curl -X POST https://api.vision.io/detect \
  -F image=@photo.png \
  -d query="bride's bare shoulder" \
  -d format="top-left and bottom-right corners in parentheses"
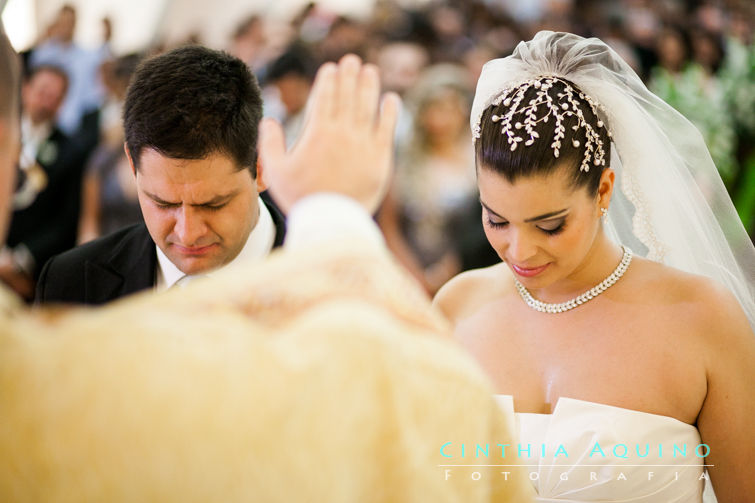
top-left (632, 257), bottom-right (728, 299)
top-left (630, 257), bottom-right (750, 335)
top-left (433, 262), bottom-right (512, 323)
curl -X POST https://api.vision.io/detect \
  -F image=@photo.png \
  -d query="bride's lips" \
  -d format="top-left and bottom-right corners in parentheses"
top-left (510, 263), bottom-right (550, 277)
top-left (172, 243), bottom-right (217, 256)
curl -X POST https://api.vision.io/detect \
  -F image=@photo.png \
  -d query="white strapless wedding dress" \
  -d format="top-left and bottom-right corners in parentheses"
top-left (495, 395), bottom-right (716, 502)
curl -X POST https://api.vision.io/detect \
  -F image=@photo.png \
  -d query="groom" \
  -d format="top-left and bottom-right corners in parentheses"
top-left (0, 25), bottom-right (532, 503)
top-left (35, 45), bottom-right (286, 304)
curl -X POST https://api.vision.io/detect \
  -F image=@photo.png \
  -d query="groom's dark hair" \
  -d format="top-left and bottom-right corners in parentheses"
top-left (124, 45), bottom-right (263, 177)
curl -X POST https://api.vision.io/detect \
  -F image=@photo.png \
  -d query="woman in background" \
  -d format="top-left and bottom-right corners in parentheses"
top-left (380, 64), bottom-right (497, 293)
top-left (78, 53), bottom-right (143, 243)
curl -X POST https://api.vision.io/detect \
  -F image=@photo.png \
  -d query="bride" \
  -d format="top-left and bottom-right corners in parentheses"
top-left (434, 31), bottom-right (755, 502)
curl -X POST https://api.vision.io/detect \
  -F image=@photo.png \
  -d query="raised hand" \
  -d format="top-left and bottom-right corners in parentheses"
top-left (259, 54), bottom-right (400, 214)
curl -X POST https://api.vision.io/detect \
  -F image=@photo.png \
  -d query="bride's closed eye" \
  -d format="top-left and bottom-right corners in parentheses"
top-left (536, 219), bottom-right (566, 235)
top-left (486, 217), bottom-right (508, 229)
top-left (485, 212), bottom-right (566, 236)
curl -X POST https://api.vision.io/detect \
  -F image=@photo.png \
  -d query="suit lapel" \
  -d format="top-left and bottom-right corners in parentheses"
top-left (84, 224), bottom-right (157, 304)
top-left (261, 191), bottom-right (287, 249)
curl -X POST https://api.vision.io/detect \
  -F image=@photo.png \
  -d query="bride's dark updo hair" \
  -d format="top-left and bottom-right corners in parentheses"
top-left (475, 77), bottom-right (611, 196)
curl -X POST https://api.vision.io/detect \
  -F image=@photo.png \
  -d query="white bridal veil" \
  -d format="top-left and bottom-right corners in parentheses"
top-left (471, 31), bottom-right (755, 327)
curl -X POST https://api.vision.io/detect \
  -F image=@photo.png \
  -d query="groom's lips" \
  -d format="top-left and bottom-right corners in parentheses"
top-left (511, 263), bottom-right (550, 278)
top-left (173, 244), bottom-right (217, 256)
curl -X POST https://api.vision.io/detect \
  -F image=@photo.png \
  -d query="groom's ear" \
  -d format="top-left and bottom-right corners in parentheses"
top-left (255, 157), bottom-right (266, 192)
top-left (124, 143), bottom-right (138, 177)
top-left (597, 167), bottom-right (615, 208)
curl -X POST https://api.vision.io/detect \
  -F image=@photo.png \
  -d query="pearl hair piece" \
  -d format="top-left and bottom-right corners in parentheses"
top-left (478, 76), bottom-right (611, 173)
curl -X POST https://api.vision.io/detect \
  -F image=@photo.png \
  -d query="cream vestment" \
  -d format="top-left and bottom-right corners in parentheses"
top-left (0, 196), bottom-right (532, 502)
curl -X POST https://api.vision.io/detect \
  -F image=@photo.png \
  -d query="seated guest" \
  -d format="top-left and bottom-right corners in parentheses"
top-left (35, 46), bottom-right (286, 305)
top-left (264, 43), bottom-right (316, 147)
top-left (1, 64), bottom-right (87, 301)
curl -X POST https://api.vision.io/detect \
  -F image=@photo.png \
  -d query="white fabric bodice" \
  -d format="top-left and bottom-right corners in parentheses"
top-left (495, 395), bottom-right (712, 502)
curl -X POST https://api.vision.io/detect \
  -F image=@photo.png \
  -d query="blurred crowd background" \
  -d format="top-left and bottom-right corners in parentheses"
top-left (2, 0), bottom-right (754, 297)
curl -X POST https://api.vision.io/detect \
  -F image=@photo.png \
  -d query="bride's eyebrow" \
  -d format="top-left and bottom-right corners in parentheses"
top-left (479, 199), bottom-right (568, 222)
top-left (479, 200), bottom-right (504, 219)
top-left (524, 209), bottom-right (569, 222)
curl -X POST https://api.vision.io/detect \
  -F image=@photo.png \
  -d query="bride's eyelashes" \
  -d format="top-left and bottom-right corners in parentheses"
top-left (485, 214), bottom-right (567, 236)
top-left (485, 218), bottom-right (508, 229)
top-left (537, 220), bottom-right (566, 235)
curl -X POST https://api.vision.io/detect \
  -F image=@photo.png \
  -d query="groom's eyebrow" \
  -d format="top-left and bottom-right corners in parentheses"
top-left (480, 199), bottom-right (568, 222)
top-left (144, 190), bottom-right (239, 207)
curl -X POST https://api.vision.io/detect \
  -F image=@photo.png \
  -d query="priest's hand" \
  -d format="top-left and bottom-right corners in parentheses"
top-left (259, 54), bottom-right (400, 214)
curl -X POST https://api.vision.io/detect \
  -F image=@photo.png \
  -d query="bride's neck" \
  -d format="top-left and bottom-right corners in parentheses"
top-left (530, 233), bottom-right (625, 303)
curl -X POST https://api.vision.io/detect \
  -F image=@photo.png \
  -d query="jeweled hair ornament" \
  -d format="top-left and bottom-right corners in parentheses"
top-left (471, 31), bottom-right (755, 328)
top-left (485, 75), bottom-right (609, 172)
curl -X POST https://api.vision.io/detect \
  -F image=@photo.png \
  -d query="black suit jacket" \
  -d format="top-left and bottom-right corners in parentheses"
top-left (6, 126), bottom-right (90, 278)
top-left (35, 195), bottom-right (286, 305)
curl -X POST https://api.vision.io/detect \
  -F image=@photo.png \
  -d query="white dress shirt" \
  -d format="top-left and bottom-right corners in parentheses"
top-left (20, 115), bottom-right (53, 167)
top-left (155, 196), bottom-right (276, 290)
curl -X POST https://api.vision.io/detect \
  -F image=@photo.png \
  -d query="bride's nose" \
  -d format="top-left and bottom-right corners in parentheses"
top-left (506, 230), bottom-right (538, 263)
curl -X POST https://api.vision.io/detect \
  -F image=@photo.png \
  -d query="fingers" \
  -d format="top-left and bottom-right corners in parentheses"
top-left (307, 62), bottom-right (337, 122)
top-left (335, 54), bottom-right (362, 119)
top-left (355, 63), bottom-right (380, 126)
top-left (309, 55), bottom-right (382, 127)
top-left (377, 92), bottom-right (401, 147)
top-left (258, 117), bottom-right (287, 176)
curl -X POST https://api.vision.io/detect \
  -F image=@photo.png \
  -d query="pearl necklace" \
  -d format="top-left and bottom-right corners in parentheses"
top-left (513, 246), bottom-right (633, 313)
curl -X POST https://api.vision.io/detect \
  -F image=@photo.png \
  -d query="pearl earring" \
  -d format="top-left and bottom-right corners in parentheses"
top-left (600, 207), bottom-right (608, 218)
